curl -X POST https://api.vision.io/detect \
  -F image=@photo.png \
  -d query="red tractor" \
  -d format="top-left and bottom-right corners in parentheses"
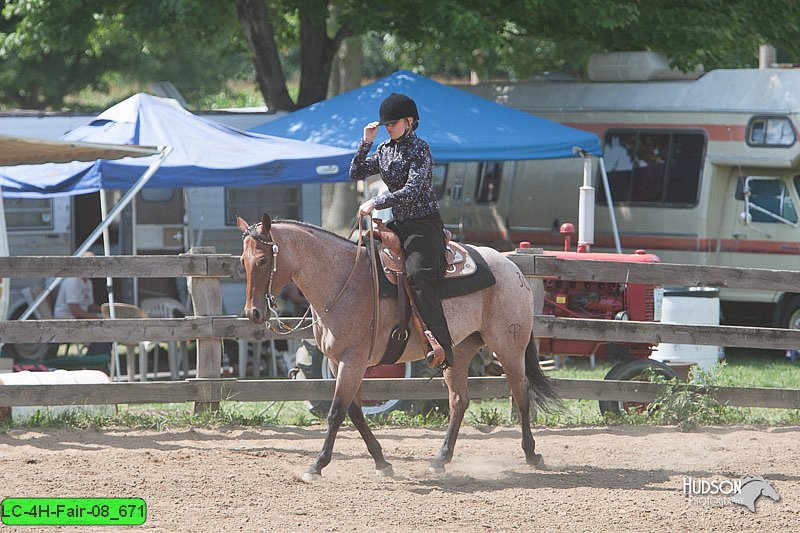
top-left (534, 222), bottom-right (678, 415)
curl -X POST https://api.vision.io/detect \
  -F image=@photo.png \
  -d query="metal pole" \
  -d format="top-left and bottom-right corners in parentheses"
top-left (598, 157), bottom-right (623, 254)
top-left (19, 146), bottom-right (173, 320)
top-left (99, 190), bottom-right (120, 381)
top-left (132, 195), bottom-right (138, 307)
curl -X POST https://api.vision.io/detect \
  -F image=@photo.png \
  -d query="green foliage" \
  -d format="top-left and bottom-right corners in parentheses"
top-left (645, 364), bottom-right (728, 431)
top-left (468, 405), bottom-right (508, 426)
top-left (3, 1), bottom-right (798, 110)
top-left (0, 0), bottom-right (252, 110)
top-left (366, 409), bottom-right (449, 428)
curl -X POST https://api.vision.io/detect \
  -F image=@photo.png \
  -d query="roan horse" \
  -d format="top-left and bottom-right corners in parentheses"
top-left (238, 213), bottom-right (557, 481)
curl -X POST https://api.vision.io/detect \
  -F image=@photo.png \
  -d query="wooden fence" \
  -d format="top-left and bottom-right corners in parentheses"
top-left (0, 250), bottom-right (798, 410)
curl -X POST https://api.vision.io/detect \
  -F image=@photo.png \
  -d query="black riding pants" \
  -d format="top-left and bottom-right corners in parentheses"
top-left (389, 213), bottom-right (454, 363)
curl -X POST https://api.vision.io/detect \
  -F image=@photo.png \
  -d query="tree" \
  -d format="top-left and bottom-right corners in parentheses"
top-left (3, 1), bottom-right (798, 111)
top-left (0, 1), bottom-right (251, 110)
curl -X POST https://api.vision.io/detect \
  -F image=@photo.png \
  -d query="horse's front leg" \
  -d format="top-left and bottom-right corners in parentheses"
top-left (430, 339), bottom-right (477, 474)
top-left (348, 388), bottom-right (393, 477)
top-left (304, 359), bottom-right (366, 482)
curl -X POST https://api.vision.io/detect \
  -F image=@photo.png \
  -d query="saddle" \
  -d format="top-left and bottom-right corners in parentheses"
top-left (367, 219), bottom-right (477, 368)
top-left (371, 220), bottom-right (478, 285)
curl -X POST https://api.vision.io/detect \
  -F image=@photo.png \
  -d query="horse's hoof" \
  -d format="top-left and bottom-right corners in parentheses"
top-left (376, 465), bottom-right (394, 478)
top-left (527, 453), bottom-right (546, 470)
top-left (428, 464), bottom-right (446, 475)
top-left (301, 472), bottom-right (322, 484)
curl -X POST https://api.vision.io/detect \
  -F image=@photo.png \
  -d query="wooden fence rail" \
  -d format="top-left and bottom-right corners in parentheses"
top-left (2, 253), bottom-right (797, 292)
top-left (0, 252), bottom-right (797, 411)
top-left (0, 378), bottom-right (799, 409)
top-left (1, 316), bottom-right (798, 350)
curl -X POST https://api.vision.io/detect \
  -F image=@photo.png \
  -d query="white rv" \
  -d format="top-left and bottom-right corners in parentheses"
top-left (449, 65), bottom-right (800, 329)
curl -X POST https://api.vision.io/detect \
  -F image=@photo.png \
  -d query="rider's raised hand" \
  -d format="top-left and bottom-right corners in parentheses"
top-left (363, 121), bottom-right (379, 143)
top-left (359, 199), bottom-right (376, 216)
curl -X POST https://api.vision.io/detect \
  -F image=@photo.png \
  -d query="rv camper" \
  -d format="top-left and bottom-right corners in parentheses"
top-left (449, 62), bottom-right (800, 329)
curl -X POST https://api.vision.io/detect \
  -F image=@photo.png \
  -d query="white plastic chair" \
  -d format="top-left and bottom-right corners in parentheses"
top-left (101, 303), bottom-right (150, 382)
top-left (140, 297), bottom-right (191, 380)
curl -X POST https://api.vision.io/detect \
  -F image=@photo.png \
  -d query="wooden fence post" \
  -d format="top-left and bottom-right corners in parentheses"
top-left (186, 246), bottom-right (223, 413)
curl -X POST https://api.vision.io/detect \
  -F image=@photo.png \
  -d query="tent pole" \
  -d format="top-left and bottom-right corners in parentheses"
top-left (132, 195), bottom-right (138, 307)
top-left (99, 190), bottom-right (120, 381)
top-left (19, 146), bottom-right (173, 321)
top-left (597, 157), bottom-right (622, 254)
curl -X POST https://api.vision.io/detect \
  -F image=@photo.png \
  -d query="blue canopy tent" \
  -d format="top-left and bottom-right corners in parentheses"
top-left (0, 93), bottom-right (356, 330)
top-left (250, 70), bottom-right (601, 160)
top-left (0, 93), bottom-right (355, 198)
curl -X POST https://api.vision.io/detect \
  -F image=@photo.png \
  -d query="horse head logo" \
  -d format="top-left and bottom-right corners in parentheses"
top-left (729, 476), bottom-right (780, 512)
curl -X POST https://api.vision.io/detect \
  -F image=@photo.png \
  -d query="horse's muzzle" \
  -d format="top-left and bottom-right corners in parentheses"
top-left (246, 307), bottom-right (266, 324)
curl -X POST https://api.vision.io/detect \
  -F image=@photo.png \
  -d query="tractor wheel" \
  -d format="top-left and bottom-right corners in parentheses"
top-left (1, 305), bottom-right (59, 362)
top-left (598, 359), bottom-right (679, 417)
top-left (780, 295), bottom-right (800, 331)
top-left (293, 340), bottom-right (448, 418)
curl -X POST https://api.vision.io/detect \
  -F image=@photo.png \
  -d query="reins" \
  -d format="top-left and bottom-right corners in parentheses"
top-left (243, 215), bottom-right (382, 362)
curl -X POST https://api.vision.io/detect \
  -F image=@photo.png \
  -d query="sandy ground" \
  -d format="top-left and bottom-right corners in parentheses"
top-left (1, 424), bottom-right (798, 532)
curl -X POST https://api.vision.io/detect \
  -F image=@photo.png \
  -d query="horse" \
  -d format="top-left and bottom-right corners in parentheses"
top-left (238, 213), bottom-right (557, 481)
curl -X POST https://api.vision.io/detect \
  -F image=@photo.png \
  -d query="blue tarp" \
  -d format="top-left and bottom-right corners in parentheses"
top-left (0, 93), bottom-right (355, 198)
top-left (251, 70), bottom-right (601, 162)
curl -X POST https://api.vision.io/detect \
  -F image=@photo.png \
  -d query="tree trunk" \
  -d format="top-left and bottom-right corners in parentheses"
top-left (329, 35), bottom-right (363, 97)
top-left (234, 0), bottom-right (296, 111)
top-left (297, 11), bottom-right (336, 107)
top-left (321, 35), bottom-right (363, 234)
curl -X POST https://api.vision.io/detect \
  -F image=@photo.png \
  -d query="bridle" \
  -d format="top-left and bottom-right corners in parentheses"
top-left (242, 222), bottom-right (280, 309)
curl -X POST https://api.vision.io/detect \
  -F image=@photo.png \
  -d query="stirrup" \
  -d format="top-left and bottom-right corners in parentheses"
top-left (425, 350), bottom-right (445, 368)
top-left (423, 330), bottom-right (446, 368)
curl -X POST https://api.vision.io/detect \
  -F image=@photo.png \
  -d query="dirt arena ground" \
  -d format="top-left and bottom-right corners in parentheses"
top-left (1, 424), bottom-right (798, 532)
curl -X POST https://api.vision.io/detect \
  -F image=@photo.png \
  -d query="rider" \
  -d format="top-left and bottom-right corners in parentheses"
top-left (350, 93), bottom-right (454, 368)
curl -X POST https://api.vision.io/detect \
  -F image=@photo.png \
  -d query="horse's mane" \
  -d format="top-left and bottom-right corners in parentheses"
top-left (273, 218), bottom-right (358, 248)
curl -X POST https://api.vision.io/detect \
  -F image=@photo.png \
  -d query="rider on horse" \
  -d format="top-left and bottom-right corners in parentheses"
top-left (350, 93), bottom-right (454, 368)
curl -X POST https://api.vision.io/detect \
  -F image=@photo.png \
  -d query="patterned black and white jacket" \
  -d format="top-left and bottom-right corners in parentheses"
top-left (349, 131), bottom-right (440, 222)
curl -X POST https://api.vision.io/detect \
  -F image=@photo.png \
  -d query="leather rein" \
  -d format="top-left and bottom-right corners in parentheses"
top-left (242, 218), bottom-right (381, 362)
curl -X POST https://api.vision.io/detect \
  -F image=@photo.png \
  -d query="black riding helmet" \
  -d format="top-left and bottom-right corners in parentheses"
top-left (378, 93), bottom-right (419, 130)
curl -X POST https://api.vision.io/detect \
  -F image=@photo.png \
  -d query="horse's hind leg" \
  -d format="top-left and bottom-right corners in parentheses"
top-left (430, 334), bottom-right (482, 474)
top-left (348, 385), bottom-right (393, 477)
top-left (305, 359), bottom-right (367, 482)
top-left (494, 345), bottom-right (542, 467)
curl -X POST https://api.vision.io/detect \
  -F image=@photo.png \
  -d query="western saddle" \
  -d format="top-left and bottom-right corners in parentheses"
top-left (368, 219), bottom-right (477, 367)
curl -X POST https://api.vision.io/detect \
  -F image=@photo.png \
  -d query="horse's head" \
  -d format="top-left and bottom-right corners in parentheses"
top-left (238, 213), bottom-right (290, 324)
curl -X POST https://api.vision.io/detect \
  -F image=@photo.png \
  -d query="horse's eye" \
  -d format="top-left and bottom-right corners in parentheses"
top-left (258, 256), bottom-right (269, 267)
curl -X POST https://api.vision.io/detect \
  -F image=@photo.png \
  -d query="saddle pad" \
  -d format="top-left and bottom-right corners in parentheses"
top-left (375, 244), bottom-right (495, 300)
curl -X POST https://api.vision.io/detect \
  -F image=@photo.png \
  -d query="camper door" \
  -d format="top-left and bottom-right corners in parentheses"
top-left (722, 171), bottom-right (800, 299)
top-left (438, 161), bottom-right (510, 246)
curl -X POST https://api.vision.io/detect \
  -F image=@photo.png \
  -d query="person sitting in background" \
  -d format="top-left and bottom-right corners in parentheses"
top-left (53, 251), bottom-right (110, 355)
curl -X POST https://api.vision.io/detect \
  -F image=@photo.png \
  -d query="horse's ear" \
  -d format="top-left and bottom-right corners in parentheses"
top-left (236, 215), bottom-right (249, 233)
top-left (260, 213), bottom-right (272, 234)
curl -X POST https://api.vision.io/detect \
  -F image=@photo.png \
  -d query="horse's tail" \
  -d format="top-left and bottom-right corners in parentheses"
top-left (525, 333), bottom-right (559, 412)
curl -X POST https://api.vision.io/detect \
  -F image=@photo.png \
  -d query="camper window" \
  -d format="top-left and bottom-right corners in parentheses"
top-left (432, 164), bottom-right (447, 199)
top-left (140, 188), bottom-right (175, 202)
top-left (739, 177), bottom-right (798, 224)
top-left (225, 185), bottom-right (301, 225)
top-left (599, 130), bottom-right (704, 207)
top-left (2, 198), bottom-right (53, 229)
top-left (475, 162), bottom-right (503, 204)
top-left (747, 117), bottom-right (795, 147)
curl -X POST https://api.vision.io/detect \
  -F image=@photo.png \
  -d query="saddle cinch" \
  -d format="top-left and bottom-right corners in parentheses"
top-left (367, 219), bottom-right (478, 368)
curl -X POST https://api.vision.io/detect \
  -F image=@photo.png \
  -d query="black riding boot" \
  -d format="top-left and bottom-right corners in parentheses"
top-left (391, 214), bottom-right (454, 367)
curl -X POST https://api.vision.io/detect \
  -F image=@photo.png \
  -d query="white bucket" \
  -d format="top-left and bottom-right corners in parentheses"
top-left (0, 370), bottom-right (112, 422)
top-left (651, 288), bottom-right (723, 371)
